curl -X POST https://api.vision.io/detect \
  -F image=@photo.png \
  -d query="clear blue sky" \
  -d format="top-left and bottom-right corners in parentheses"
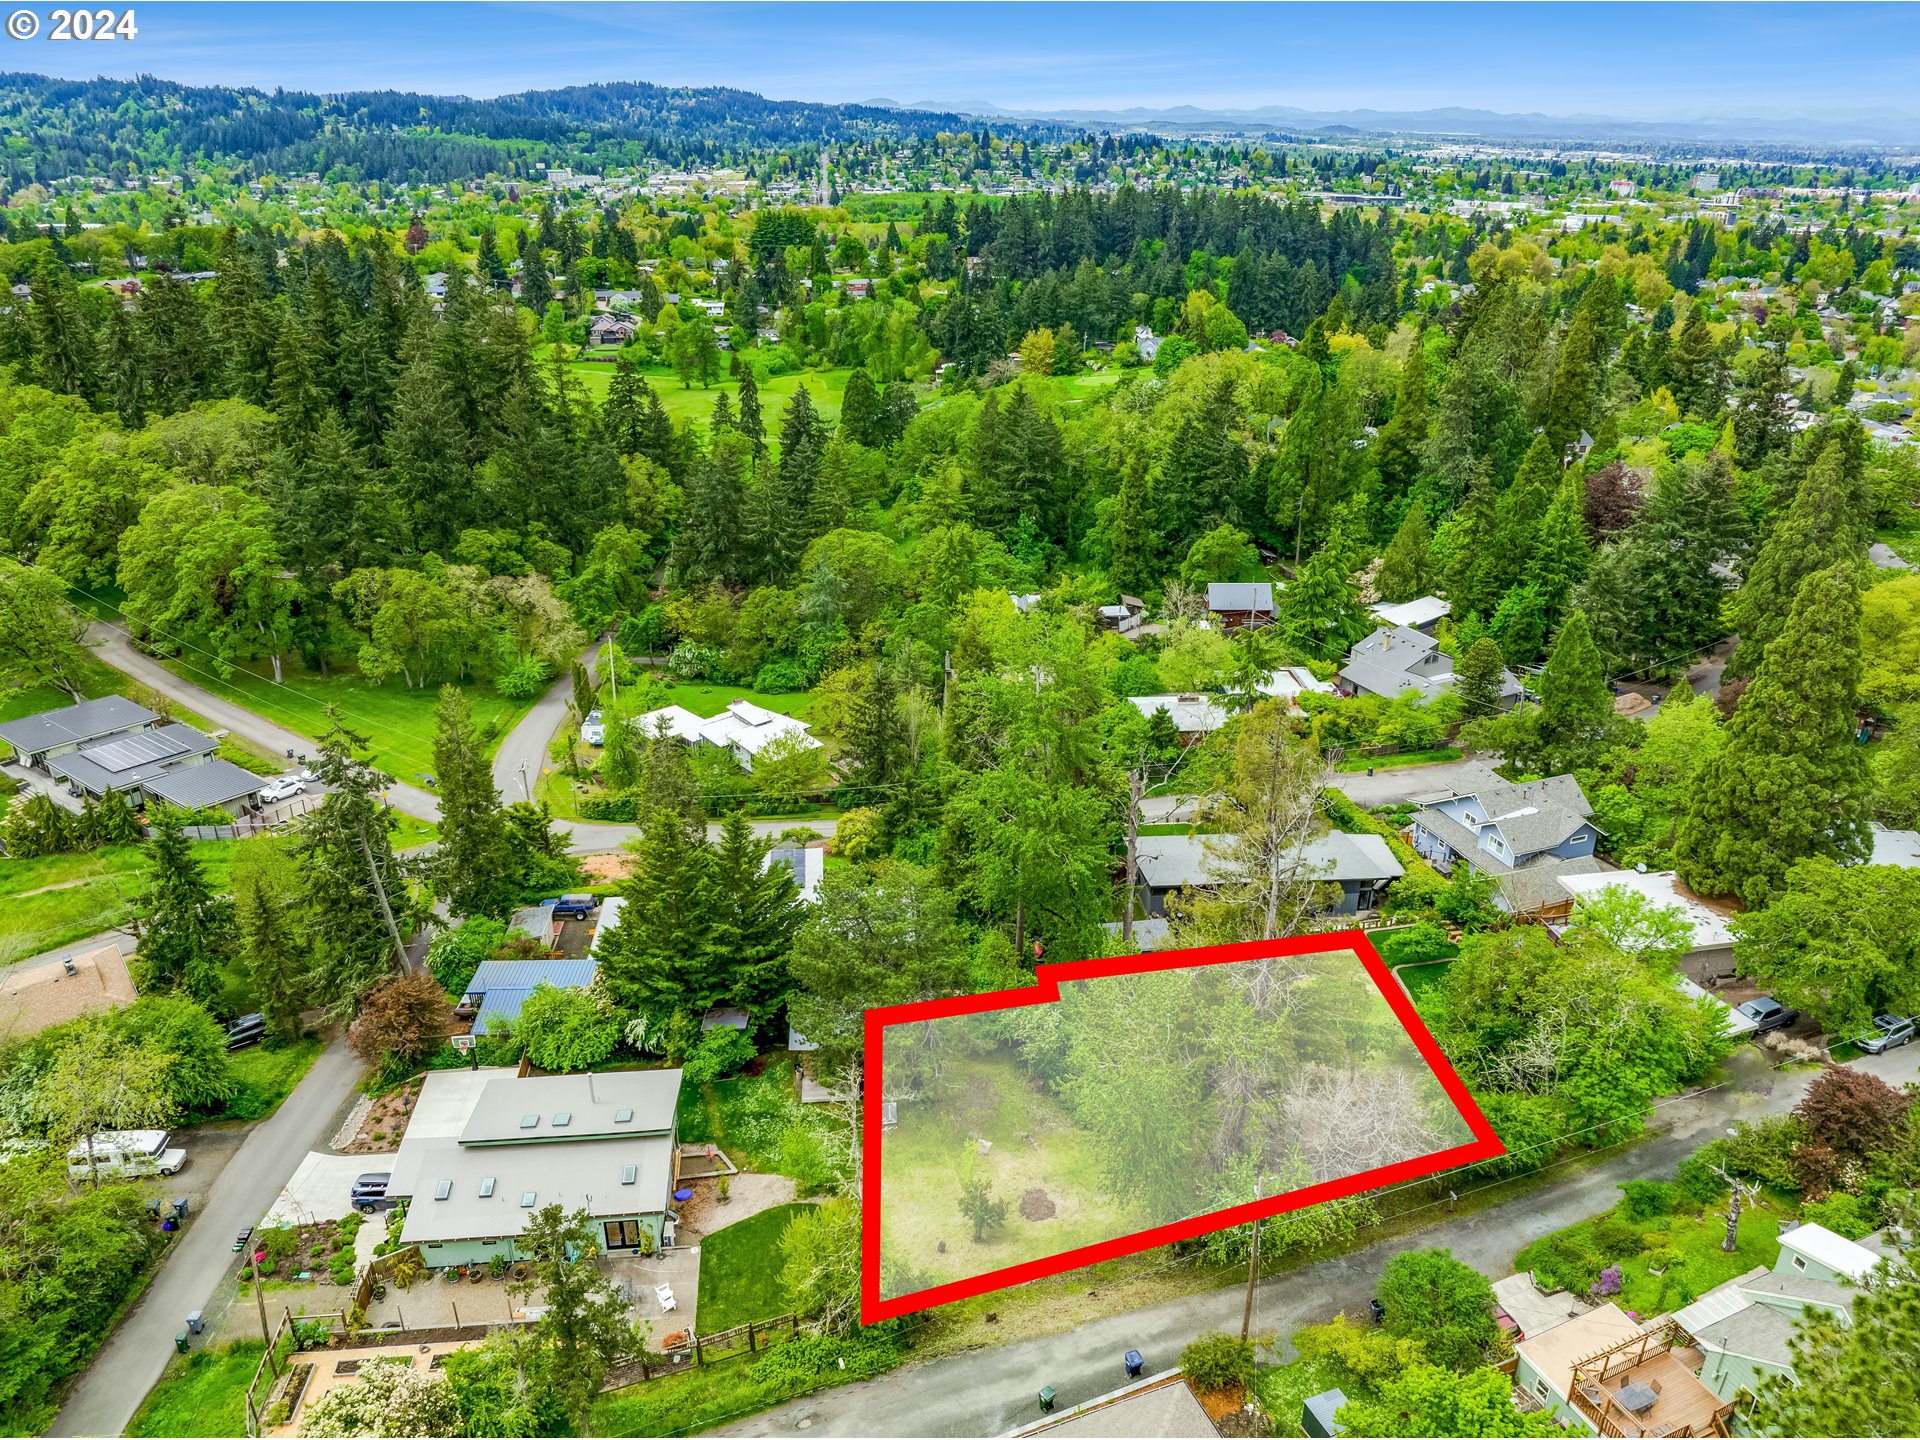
top-left (10, 2), bottom-right (1919, 120)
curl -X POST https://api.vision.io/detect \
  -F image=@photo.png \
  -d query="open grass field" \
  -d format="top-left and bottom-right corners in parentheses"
top-left (125, 1339), bottom-right (265, 1438)
top-left (694, 1202), bottom-right (809, 1332)
top-left (218, 1037), bottom-right (325, 1122)
top-left (158, 654), bottom-right (531, 786)
top-left (564, 359), bottom-right (858, 427)
top-left (0, 838), bottom-right (237, 965)
top-left (879, 1051), bottom-right (1133, 1295)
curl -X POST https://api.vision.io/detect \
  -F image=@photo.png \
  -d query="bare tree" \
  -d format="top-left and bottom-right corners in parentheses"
top-left (1278, 1064), bottom-right (1457, 1184)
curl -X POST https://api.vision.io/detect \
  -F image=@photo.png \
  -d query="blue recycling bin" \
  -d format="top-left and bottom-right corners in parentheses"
top-left (1124, 1349), bottom-right (1144, 1378)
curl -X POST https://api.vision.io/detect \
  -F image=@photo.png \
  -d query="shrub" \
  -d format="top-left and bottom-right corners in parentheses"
top-left (754, 659), bottom-right (806, 693)
top-left (1620, 1180), bottom-right (1675, 1221)
top-left (1590, 1264), bottom-right (1623, 1298)
top-left (1590, 1216), bottom-right (1647, 1260)
top-left (576, 789), bottom-right (641, 822)
top-left (747, 1328), bottom-right (903, 1389)
top-left (682, 1025), bottom-right (757, 1084)
top-left (1803, 1192), bottom-right (1876, 1239)
top-left (1675, 1153), bottom-right (1730, 1207)
top-left (495, 656), bottom-right (554, 701)
top-left (1181, 1332), bottom-right (1255, 1391)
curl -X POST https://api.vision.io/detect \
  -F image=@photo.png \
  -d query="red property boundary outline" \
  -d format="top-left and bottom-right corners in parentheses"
top-left (860, 929), bottom-right (1505, 1323)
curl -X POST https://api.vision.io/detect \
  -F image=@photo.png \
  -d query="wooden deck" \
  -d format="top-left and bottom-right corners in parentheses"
top-left (1570, 1326), bottom-right (1733, 1438)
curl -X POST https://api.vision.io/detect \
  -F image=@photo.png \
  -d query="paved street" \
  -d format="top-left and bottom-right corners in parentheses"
top-left (721, 1045), bottom-right (1920, 1439)
top-left (48, 1036), bottom-right (366, 1439)
top-left (87, 622), bottom-right (443, 825)
top-left (0, 927), bottom-right (136, 987)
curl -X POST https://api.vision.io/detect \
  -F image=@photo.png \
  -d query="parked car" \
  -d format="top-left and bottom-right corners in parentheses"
top-left (581, 709), bottom-right (606, 746)
top-left (1856, 1013), bottom-right (1916, 1055)
top-left (1736, 996), bottom-right (1800, 1036)
top-left (260, 775), bottom-right (306, 804)
top-left (551, 894), bottom-right (598, 921)
top-left (67, 1130), bottom-right (187, 1179)
top-left (352, 1172), bottom-right (396, 1213)
top-left (225, 1012), bottom-right (266, 1050)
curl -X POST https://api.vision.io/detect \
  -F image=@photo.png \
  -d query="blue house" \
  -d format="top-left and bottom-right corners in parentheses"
top-left (1408, 763), bottom-right (1606, 915)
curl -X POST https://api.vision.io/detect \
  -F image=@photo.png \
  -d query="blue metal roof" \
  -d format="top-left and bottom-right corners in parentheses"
top-left (464, 958), bottom-right (599, 1036)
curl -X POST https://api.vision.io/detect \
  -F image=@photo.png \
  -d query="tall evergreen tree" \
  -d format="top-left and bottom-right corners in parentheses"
top-left (292, 717), bottom-right (412, 1014)
top-left (1524, 473), bottom-right (1590, 623)
top-left (1375, 502), bottom-right (1436, 603)
top-left (1676, 564), bottom-right (1873, 905)
top-left (427, 685), bottom-right (519, 920)
top-left (597, 807), bottom-right (716, 1020)
top-left (131, 808), bottom-right (233, 1005)
top-left (1532, 608), bottom-right (1614, 772)
top-left (1453, 637), bottom-right (1508, 719)
top-left (236, 869), bottom-right (307, 1043)
top-left (1106, 450), bottom-right (1159, 597)
top-left (736, 365), bottom-right (765, 453)
top-left (1727, 433), bottom-right (1868, 676)
top-left (703, 811), bottom-right (802, 1019)
top-left (1374, 334), bottom-right (1430, 498)
top-left (838, 368), bottom-right (883, 448)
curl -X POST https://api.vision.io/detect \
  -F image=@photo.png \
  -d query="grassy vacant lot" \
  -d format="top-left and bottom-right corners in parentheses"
top-left (1515, 1197), bottom-right (1786, 1318)
top-left (219, 1038), bottom-right (324, 1122)
top-left (695, 1203), bottom-right (809, 1332)
top-left (0, 839), bottom-right (236, 964)
top-left (565, 360), bottom-right (856, 426)
top-left (880, 1051), bottom-right (1132, 1294)
top-left (126, 1339), bottom-right (265, 1438)
top-left (159, 654), bottom-right (531, 785)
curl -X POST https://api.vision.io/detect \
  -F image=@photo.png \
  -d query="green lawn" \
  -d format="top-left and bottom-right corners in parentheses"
top-left (157, 654), bottom-right (531, 787)
top-left (217, 1037), bottom-right (324, 1122)
top-left (1391, 957), bottom-right (1455, 1015)
top-left (0, 839), bottom-right (237, 965)
top-left (651, 682), bottom-right (820, 722)
top-left (1514, 1197), bottom-right (1788, 1318)
top-left (126, 1339), bottom-right (266, 1438)
top-left (694, 1203), bottom-right (809, 1333)
top-left (565, 360), bottom-right (859, 427)
top-left (1877, 517), bottom-right (1920, 567)
top-left (673, 1060), bottom-right (828, 1182)
top-left (1335, 746), bottom-right (1464, 773)
top-left (880, 1051), bottom-right (1133, 1292)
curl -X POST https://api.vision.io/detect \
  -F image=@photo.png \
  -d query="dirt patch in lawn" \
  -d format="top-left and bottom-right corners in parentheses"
top-left (1019, 1187), bottom-right (1056, 1221)
top-left (580, 853), bottom-right (632, 881)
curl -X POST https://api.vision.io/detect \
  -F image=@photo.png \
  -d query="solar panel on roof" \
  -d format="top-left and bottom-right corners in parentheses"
top-left (85, 730), bottom-right (189, 772)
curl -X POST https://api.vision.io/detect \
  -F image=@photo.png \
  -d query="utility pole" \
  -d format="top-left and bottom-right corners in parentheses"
top-left (250, 1246), bottom-right (271, 1353)
top-left (1123, 766), bottom-right (1143, 945)
top-left (359, 822), bottom-right (410, 974)
top-left (1240, 1178), bottom-right (1263, 1344)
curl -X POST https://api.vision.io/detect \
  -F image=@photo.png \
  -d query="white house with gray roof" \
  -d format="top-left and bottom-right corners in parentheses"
top-left (1409, 763), bottom-right (1605, 914)
top-left (388, 1069), bottom-right (684, 1268)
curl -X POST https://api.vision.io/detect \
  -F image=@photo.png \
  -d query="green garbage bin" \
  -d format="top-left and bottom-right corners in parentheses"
top-left (1039, 1385), bottom-right (1056, 1413)
top-left (174, 1332), bottom-right (189, 1354)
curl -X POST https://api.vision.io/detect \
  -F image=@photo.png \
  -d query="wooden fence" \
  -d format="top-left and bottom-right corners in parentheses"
top-left (606, 1313), bottom-right (800, 1387)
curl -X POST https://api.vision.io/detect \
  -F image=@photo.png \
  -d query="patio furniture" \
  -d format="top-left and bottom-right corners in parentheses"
top-left (1616, 1380), bottom-right (1659, 1414)
top-left (656, 1284), bottom-right (676, 1312)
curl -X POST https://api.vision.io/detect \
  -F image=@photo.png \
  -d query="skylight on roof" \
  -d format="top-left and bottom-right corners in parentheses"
top-left (520, 1191), bottom-right (537, 1207)
top-left (521, 1114), bottom-right (539, 1128)
top-left (621, 1164), bottom-right (637, 1184)
top-left (434, 1179), bottom-right (452, 1200)
top-left (614, 1108), bottom-right (633, 1124)
top-left (479, 1177), bottom-right (495, 1197)
top-left (554, 1111), bottom-right (571, 1126)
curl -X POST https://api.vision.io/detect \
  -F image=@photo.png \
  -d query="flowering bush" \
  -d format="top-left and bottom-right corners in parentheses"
top-left (1591, 1264), bottom-right (1623, 1298)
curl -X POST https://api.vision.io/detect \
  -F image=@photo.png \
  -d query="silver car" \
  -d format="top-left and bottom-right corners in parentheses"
top-left (1857, 1014), bottom-right (1916, 1055)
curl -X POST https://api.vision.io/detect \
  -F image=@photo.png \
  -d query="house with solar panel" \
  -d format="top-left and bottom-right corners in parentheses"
top-left (386, 1069), bottom-right (686, 1268)
top-left (0, 698), bottom-right (265, 815)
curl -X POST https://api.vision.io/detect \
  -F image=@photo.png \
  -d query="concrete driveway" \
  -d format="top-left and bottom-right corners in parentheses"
top-left (1329, 757), bottom-right (1490, 808)
top-left (262, 1151), bottom-right (395, 1228)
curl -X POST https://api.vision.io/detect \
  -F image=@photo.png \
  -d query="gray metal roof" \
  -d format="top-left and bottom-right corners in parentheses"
top-left (1135, 831), bottom-right (1403, 892)
top-left (464, 958), bottom-right (600, 1037)
top-left (460, 1071), bottom-right (681, 1145)
top-left (46, 722), bottom-right (216, 795)
top-left (1206, 581), bottom-right (1274, 613)
top-left (0, 696), bottom-right (158, 754)
top-left (142, 757), bottom-right (264, 810)
top-left (391, 1132), bottom-right (677, 1245)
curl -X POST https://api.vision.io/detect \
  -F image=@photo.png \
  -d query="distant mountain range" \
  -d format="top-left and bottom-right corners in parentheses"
top-left (865, 97), bottom-right (1920, 150)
